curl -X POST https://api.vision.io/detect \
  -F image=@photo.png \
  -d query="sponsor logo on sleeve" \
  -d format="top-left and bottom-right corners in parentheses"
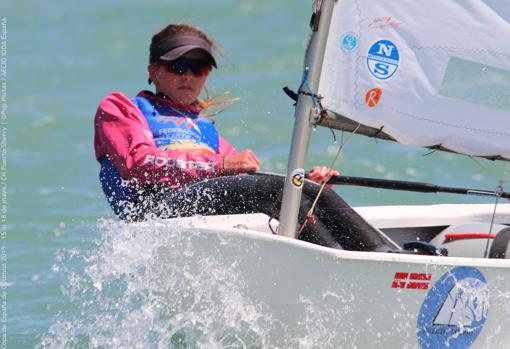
top-left (341, 32), bottom-right (358, 52)
top-left (366, 39), bottom-right (400, 80)
top-left (417, 267), bottom-right (489, 349)
top-left (144, 155), bottom-right (215, 172)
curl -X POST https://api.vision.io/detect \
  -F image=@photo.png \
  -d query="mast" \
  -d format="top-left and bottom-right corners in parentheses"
top-left (278, 0), bottom-right (336, 238)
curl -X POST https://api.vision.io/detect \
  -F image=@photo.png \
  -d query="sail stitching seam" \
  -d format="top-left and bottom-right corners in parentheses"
top-left (408, 46), bottom-right (510, 59)
top-left (365, 104), bottom-right (510, 137)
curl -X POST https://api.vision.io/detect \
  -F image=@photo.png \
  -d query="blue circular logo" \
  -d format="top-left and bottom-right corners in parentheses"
top-left (366, 39), bottom-right (399, 80)
top-left (417, 267), bottom-right (489, 349)
top-left (341, 32), bottom-right (358, 52)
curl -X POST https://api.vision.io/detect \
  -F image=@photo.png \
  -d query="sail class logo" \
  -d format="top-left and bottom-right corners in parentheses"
top-left (341, 32), bottom-right (358, 52)
top-left (417, 267), bottom-right (489, 349)
top-left (366, 39), bottom-right (400, 80)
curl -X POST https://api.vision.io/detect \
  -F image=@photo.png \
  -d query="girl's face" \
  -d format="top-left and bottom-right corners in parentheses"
top-left (149, 49), bottom-right (212, 105)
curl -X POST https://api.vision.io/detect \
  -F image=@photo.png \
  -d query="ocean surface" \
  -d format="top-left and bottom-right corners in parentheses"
top-left (3, 0), bottom-right (509, 347)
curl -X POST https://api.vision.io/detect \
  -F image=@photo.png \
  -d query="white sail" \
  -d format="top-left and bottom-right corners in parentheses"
top-left (317, 0), bottom-right (510, 160)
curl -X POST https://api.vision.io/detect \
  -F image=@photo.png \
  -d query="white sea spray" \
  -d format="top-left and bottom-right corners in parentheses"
top-left (39, 219), bottom-right (285, 349)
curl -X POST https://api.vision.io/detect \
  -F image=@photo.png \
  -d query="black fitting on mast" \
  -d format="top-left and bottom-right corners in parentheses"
top-left (283, 86), bottom-right (298, 104)
top-left (310, 0), bottom-right (322, 30)
top-left (310, 12), bottom-right (321, 31)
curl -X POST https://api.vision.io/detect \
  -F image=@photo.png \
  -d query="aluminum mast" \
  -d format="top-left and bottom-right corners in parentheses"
top-left (278, 0), bottom-right (336, 238)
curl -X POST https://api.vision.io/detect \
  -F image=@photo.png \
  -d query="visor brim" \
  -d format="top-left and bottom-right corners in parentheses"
top-left (159, 45), bottom-right (217, 68)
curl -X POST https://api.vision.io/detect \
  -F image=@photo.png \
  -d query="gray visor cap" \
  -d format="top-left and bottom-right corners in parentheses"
top-left (150, 34), bottom-right (217, 67)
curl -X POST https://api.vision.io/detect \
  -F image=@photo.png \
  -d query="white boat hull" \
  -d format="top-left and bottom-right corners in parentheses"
top-left (128, 205), bottom-right (510, 348)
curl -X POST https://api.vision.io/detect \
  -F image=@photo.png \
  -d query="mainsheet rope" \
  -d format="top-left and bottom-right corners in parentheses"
top-left (484, 185), bottom-right (503, 258)
top-left (292, 64), bottom-right (363, 237)
top-left (467, 156), bottom-right (510, 257)
top-left (470, 156), bottom-right (510, 185)
top-left (297, 124), bottom-right (362, 237)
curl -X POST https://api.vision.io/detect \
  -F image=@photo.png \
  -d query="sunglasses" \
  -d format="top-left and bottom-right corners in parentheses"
top-left (163, 58), bottom-right (212, 77)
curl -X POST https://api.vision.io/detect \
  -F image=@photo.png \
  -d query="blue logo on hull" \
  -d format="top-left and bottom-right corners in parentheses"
top-left (417, 267), bottom-right (489, 349)
top-left (366, 39), bottom-right (399, 80)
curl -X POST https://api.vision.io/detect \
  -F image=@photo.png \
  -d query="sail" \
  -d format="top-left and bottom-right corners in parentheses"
top-left (317, 0), bottom-right (510, 160)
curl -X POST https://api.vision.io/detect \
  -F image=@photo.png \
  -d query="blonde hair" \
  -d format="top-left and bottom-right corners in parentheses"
top-left (197, 86), bottom-right (240, 118)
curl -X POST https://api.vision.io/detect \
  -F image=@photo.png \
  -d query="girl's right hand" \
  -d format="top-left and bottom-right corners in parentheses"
top-left (223, 149), bottom-right (260, 174)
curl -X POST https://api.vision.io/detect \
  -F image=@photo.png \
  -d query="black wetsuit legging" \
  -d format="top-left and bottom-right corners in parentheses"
top-left (132, 174), bottom-right (392, 252)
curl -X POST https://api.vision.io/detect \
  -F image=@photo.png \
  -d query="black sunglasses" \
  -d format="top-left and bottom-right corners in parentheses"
top-left (163, 58), bottom-right (212, 77)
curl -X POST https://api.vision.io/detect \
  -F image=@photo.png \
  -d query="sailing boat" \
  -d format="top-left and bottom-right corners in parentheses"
top-left (128, 1), bottom-right (510, 347)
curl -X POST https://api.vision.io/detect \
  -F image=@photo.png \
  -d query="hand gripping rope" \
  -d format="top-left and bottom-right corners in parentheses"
top-left (282, 66), bottom-right (363, 237)
top-left (297, 124), bottom-right (362, 238)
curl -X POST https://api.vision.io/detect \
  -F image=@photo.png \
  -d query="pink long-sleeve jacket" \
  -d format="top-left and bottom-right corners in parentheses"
top-left (94, 91), bottom-right (237, 217)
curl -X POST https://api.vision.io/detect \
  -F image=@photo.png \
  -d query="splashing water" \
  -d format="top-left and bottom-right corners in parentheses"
top-left (38, 218), bottom-right (510, 348)
top-left (39, 219), bottom-right (283, 348)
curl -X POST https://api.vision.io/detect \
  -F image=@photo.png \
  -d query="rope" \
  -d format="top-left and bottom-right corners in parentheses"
top-left (468, 157), bottom-right (509, 257)
top-left (298, 124), bottom-right (362, 234)
top-left (268, 214), bottom-right (279, 235)
top-left (484, 184), bottom-right (503, 258)
top-left (299, 67), bottom-right (319, 111)
top-left (294, 66), bottom-right (362, 236)
top-left (298, 67), bottom-right (328, 122)
top-left (470, 156), bottom-right (510, 185)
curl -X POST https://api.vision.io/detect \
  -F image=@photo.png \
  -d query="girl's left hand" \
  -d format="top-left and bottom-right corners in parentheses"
top-left (307, 166), bottom-right (339, 187)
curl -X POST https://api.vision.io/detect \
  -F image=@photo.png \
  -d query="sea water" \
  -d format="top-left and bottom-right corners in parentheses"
top-left (4, 0), bottom-right (510, 347)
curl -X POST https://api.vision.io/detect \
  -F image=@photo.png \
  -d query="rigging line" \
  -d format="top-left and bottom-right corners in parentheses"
top-left (298, 67), bottom-right (321, 114)
top-left (470, 156), bottom-right (510, 184)
top-left (328, 125), bottom-right (337, 143)
top-left (500, 162), bottom-right (510, 184)
top-left (483, 184), bottom-right (503, 258)
top-left (301, 124), bottom-right (401, 251)
top-left (317, 111), bottom-right (337, 143)
top-left (421, 148), bottom-right (438, 157)
top-left (268, 214), bottom-right (279, 235)
top-left (503, 160), bottom-right (510, 184)
top-left (299, 67), bottom-right (330, 125)
top-left (304, 123), bottom-right (362, 222)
